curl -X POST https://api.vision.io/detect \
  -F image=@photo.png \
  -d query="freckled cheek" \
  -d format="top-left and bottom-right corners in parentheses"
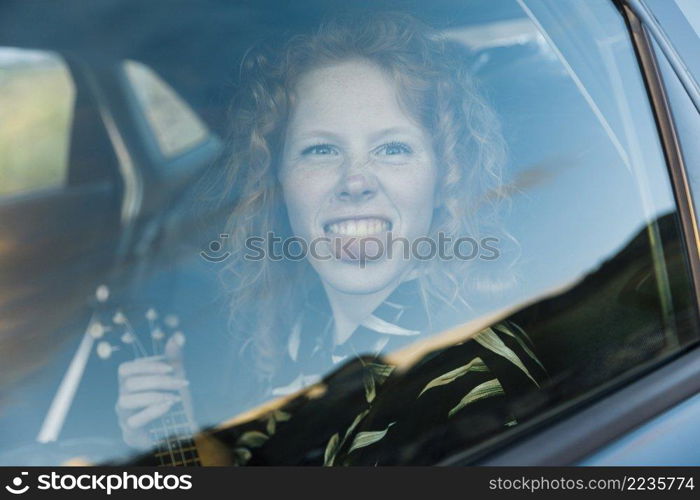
top-left (282, 174), bottom-right (334, 236)
top-left (398, 187), bottom-right (436, 230)
top-left (384, 165), bottom-right (438, 227)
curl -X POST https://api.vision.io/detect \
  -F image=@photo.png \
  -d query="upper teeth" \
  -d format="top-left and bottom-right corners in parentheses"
top-left (326, 218), bottom-right (390, 236)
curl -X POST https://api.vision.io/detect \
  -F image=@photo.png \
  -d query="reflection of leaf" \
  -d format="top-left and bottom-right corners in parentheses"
top-left (233, 447), bottom-right (252, 465)
top-left (448, 379), bottom-right (504, 418)
top-left (266, 416), bottom-right (276, 435)
top-left (363, 362), bottom-right (394, 403)
top-left (492, 323), bottom-right (545, 371)
top-left (363, 371), bottom-right (376, 403)
top-left (419, 357), bottom-right (489, 397)
top-left (474, 329), bottom-right (538, 386)
top-left (273, 410), bottom-right (292, 422)
top-left (367, 363), bottom-right (394, 382)
top-left (324, 410), bottom-right (370, 466)
top-left (362, 315), bottom-right (419, 336)
top-left (236, 431), bottom-right (269, 448)
top-left (348, 423), bottom-right (395, 454)
top-left (344, 410), bottom-right (370, 440)
top-left (262, 409), bottom-right (292, 435)
top-left (324, 433), bottom-right (340, 466)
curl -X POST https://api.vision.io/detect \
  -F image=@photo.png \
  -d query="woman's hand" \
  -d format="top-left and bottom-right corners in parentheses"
top-left (115, 334), bottom-right (193, 450)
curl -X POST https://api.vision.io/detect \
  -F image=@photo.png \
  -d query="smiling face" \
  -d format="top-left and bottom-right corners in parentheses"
top-left (278, 58), bottom-right (438, 295)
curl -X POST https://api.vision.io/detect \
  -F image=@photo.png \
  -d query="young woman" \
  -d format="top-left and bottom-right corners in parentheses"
top-left (116, 12), bottom-right (545, 465)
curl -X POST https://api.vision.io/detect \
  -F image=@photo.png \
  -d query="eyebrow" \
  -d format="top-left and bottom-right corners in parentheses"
top-left (288, 125), bottom-right (423, 146)
top-left (368, 126), bottom-right (422, 143)
top-left (289, 130), bottom-right (345, 144)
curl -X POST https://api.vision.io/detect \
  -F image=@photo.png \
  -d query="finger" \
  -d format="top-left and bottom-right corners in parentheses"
top-left (122, 375), bottom-right (189, 393)
top-left (118, 360), bottom-right (173, 378)
top-left (117, 392), bottom-right (181, 411)
top-left (126, 401), bottom-right (175, 429)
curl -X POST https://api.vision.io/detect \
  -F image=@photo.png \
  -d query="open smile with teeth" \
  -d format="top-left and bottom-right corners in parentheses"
top-left (324, 217), bottom-right (392, 237)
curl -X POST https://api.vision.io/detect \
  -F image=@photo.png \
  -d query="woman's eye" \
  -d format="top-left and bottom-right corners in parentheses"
top-left (378, 142), bottom-right (412, 156)
top-left (301, 144), bottom-right (338, 156)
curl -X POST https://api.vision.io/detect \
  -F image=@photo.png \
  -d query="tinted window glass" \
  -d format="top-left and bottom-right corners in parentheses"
top-left (0, 0), bottom-right (698, 466)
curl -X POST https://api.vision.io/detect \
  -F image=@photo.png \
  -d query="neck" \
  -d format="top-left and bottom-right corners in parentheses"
top-left (322, 279), bottom-right (401, 347)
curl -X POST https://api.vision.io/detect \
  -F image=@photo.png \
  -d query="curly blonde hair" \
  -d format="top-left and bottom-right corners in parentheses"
top-left (218, 12), bottom-right (509, 379)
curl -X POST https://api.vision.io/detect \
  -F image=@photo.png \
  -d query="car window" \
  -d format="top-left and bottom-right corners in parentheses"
top-left (1, 0), bottom-right (699, 467)
top-left (0, 48), bottom-right (74, 197)
top-left (123, 60), bottom-right (209, 159)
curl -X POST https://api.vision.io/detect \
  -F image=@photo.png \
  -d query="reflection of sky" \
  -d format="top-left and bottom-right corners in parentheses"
top-left (676, 0), bottom-right (700, 38)
top-left (450, 0), bottom-right (676, 313)
top-left (646, 0), bottom-right (700, 98)
top-left (0, 0), bottom-right (682, 464)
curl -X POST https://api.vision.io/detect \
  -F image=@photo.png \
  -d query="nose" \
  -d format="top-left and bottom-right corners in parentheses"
top-left (335, 159), bottom-right (377, 203)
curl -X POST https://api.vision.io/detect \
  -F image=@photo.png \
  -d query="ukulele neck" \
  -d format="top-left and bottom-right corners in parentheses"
top-left (148, 402), bottom-right (200, 466)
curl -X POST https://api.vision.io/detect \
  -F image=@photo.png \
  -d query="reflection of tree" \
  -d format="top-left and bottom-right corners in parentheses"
top-left (127, 320), bottom-right (545, 466)
top-left (511, 211), bottom-right (694, 407)
top-left (125, 211), bottom-right (694, 466)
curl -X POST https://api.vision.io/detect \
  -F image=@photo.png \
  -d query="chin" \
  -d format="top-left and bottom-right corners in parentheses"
top-left (313, 259), bottom-right (407, 296)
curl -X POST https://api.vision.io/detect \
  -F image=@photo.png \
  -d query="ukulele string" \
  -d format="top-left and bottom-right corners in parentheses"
top-left (122, 315), bottom-right (148, 358)
top-left (147, 316), bottom-right (156, 356)
top-left (128, 309), bottom-right (198, 466)
top-left (129, 326), bottom-right (175, 466)
top-left (172, 402), bottom-right (190, 465)
top-left (151, 329), bottom-right (181, 465)
top-left (154, 330), bottom-right (192, 466)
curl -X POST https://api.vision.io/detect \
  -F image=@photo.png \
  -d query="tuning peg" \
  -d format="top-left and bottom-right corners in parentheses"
top-left (88, 321), bottom-right (105, 339)
top-left (96, 341), bottom-right (117, 359)
top-left (113, 311), bottom-right (127, 325)
top-left (145, 308), bottom-right (158, 321)
top-left (151, 327), bottom-right (165, 341)
top-left (95, 285), bottom-right (110, 303)
top-left (164, 315), bottom-right (179, 328)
